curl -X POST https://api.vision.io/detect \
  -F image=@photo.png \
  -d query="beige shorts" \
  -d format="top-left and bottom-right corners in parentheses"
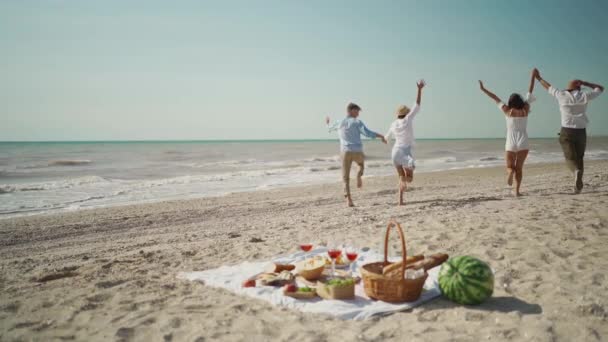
top-left (341, 151), bottom-right (365, 196)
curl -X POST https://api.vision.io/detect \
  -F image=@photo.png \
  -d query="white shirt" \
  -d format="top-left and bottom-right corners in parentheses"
top-left (548, 86), bottom-right (603, 129)
top-left (385, 103), bottom-right (420, 148)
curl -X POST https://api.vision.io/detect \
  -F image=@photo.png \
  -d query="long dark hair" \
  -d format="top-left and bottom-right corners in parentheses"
top-left (507, 93), bottom-right (526, 110)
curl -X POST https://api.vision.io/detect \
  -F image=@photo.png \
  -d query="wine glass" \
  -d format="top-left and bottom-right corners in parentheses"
top-left (344, 244), bottom-right (359, 276)
top-left (298, 242), bottom-right (313, 262)
top-left (327, 241), bottom-right (342, 278)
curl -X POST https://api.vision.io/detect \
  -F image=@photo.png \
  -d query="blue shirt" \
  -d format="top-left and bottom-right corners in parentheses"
top-left (327, 116), bottom-right (378, 152)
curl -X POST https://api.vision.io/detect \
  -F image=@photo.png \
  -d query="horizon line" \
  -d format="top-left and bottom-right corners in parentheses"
top-left (2, 136), bottom-right (607, 143)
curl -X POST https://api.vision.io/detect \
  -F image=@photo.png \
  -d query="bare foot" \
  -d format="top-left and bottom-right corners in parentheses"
top-left (346, 197), bottom-right (355, 207)
top-left (507, 171), bottom-right (514, 186)
top-left (357, 176), bottom-right (363, 188)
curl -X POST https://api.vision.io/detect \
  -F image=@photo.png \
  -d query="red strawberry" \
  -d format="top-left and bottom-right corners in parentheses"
top-left (284, 284), bottom-right (297, 293)
top-left (242, 279), bottom-right (256, 288)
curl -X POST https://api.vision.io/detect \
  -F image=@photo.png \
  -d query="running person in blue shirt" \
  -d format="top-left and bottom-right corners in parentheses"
top-left (326, 102), bottom-right (387, 207)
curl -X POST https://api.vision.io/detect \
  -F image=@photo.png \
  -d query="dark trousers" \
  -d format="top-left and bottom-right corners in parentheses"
top-left (559, 127), bottom-right (586, 175)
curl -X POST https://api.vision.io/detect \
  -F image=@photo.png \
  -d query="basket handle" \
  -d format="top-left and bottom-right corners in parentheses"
top-left (383, 219), bottom-right (407, 279)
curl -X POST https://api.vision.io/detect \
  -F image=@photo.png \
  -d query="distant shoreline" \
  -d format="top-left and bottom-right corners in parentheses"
top-left (2, 136), bottom-right (608, 144)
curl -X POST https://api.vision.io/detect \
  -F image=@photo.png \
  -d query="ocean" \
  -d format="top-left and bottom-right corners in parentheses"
top-left (1, 138), bottom-right (607, 218)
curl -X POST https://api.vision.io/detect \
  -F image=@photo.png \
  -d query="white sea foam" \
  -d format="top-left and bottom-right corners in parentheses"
top-left (1, 140), bottom-right (607, 218)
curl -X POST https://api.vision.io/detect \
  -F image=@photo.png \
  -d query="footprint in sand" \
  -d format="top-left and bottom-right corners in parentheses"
top-left (169, 317), bottom-right (181, 329)
top-left (2, 302), bottom-right (20, 313)
top-left (116, 327), bottom-right (135, 342)
top-left (95, 279), bottom-right (128, 289)
top-left (592, 273), bottom-right (604, 286)
top-left (86, 292), bottom-right (113, 303)
top-left (486, 249), bottom-right (505, 261)
top-left (549, 248), bottom-right (573, 259)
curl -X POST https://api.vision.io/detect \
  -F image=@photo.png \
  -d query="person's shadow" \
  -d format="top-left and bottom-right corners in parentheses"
top-left (423, 296), bottom-right (542, 315)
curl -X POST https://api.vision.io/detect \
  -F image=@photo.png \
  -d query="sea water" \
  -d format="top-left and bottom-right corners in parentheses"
top-left (1, 138), bottom-right (607, 218)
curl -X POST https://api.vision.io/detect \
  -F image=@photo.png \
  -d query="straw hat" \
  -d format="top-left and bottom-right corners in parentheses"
top-left (396, 105), bottom-right (410, 117)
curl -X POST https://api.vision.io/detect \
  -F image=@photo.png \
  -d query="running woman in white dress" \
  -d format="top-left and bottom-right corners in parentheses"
top-left (478, 69), bottom-right (537, 196)
top-left (385, 80), bottom-right (425, 205)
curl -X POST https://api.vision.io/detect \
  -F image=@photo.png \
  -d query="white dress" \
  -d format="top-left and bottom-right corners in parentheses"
top-left (499, 94), bottom-right (533, 152)
top-left (504, 115), bottom-right (529, 152)
top-left (386, 103), bottom-right (420, 169)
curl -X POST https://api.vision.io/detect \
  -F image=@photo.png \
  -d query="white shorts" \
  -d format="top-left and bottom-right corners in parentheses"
top-left (391, 145), bottom-right (415, 169)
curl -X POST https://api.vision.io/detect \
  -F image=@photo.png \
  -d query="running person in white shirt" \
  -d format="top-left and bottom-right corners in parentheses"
top-left (478, 69), bottom-right (537, 196)
top-left (385, 80), bottom-right (425, 205)
top-left (534, 69), bottom-right (604, 193)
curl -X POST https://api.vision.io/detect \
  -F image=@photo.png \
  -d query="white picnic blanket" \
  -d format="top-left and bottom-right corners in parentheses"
top-left (178, 247), bottom-right (441, 320)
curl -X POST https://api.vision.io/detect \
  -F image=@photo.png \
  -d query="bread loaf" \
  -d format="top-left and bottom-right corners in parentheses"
top-left (383, 253), bottom-right (449, 278)
top-left (381, 254), bottom-right (424, 275)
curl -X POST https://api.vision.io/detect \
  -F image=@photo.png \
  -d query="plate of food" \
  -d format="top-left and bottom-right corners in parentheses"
top-left (282, 284), bottom-right (318, 299)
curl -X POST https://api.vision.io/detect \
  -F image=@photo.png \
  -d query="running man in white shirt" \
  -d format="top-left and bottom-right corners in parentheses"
top-left (478, 69), bottom-right (537, 196)
top-left (534, 69), bottom-right (604, 193)
top-left (385, 80), bottom-right (425, 205)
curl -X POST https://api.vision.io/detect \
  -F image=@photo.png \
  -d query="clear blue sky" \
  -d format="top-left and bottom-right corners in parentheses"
top-left (1, 0), bottom-right (607, 141)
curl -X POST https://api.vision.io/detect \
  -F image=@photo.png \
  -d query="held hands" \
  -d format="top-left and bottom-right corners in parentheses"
top-left (533, 68), bottom-right (541, 80)
top-left (380, 135), bottom-right (388, 144)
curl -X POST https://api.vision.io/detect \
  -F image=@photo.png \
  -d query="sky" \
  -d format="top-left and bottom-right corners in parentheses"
top-left (1, 0), bottom-right (607, 141)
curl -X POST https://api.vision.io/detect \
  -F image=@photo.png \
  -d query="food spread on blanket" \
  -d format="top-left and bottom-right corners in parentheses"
top-left (239, 248), bottom-right (492, 306)
top-left (438, 256), bottom-right (494, 305)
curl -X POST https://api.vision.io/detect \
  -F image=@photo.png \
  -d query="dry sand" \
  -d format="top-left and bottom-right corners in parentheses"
top-left (1, 161), bottom-right (607, 342)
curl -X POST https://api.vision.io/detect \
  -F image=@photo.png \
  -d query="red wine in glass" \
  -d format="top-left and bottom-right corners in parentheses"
top-left (346, 252), bottom-right (358, 262)
top-left (327, 249), bottom-right (342, 259)
top-left (300, 244), bottom-right (313, 252)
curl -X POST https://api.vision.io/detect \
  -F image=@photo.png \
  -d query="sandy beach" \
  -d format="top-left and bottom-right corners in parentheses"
top-left (1, 161), bottom-right (607, 341)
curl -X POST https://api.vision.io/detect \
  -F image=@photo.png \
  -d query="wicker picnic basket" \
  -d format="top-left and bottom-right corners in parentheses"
top-left (360, 219), bottom-right (428, 303)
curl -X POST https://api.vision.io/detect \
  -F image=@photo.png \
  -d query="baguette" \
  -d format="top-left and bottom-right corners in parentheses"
top-left (383, 253), bottom-right (449, 279)
top-left (381, 254), bottom-right (424, 275)
top-left (406, 253), bottom-right (449, 271)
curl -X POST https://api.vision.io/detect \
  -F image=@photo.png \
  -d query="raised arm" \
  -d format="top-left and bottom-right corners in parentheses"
top-left (534, 69), bottom-right (552, 90)
top-left (529, 68), bottom-right (538, 94)
top-left (478, 81), bottom-right (502, 103)
top-left (416, 80), bottom-right (425, 105)
top-left (581, 80), bottom-right (604, 92)
top-left (325, 116), bottom-right (340, 132)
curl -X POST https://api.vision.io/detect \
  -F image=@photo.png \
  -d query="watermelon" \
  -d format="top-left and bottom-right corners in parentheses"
top-left (438, 256), bottom-right (494, 305)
